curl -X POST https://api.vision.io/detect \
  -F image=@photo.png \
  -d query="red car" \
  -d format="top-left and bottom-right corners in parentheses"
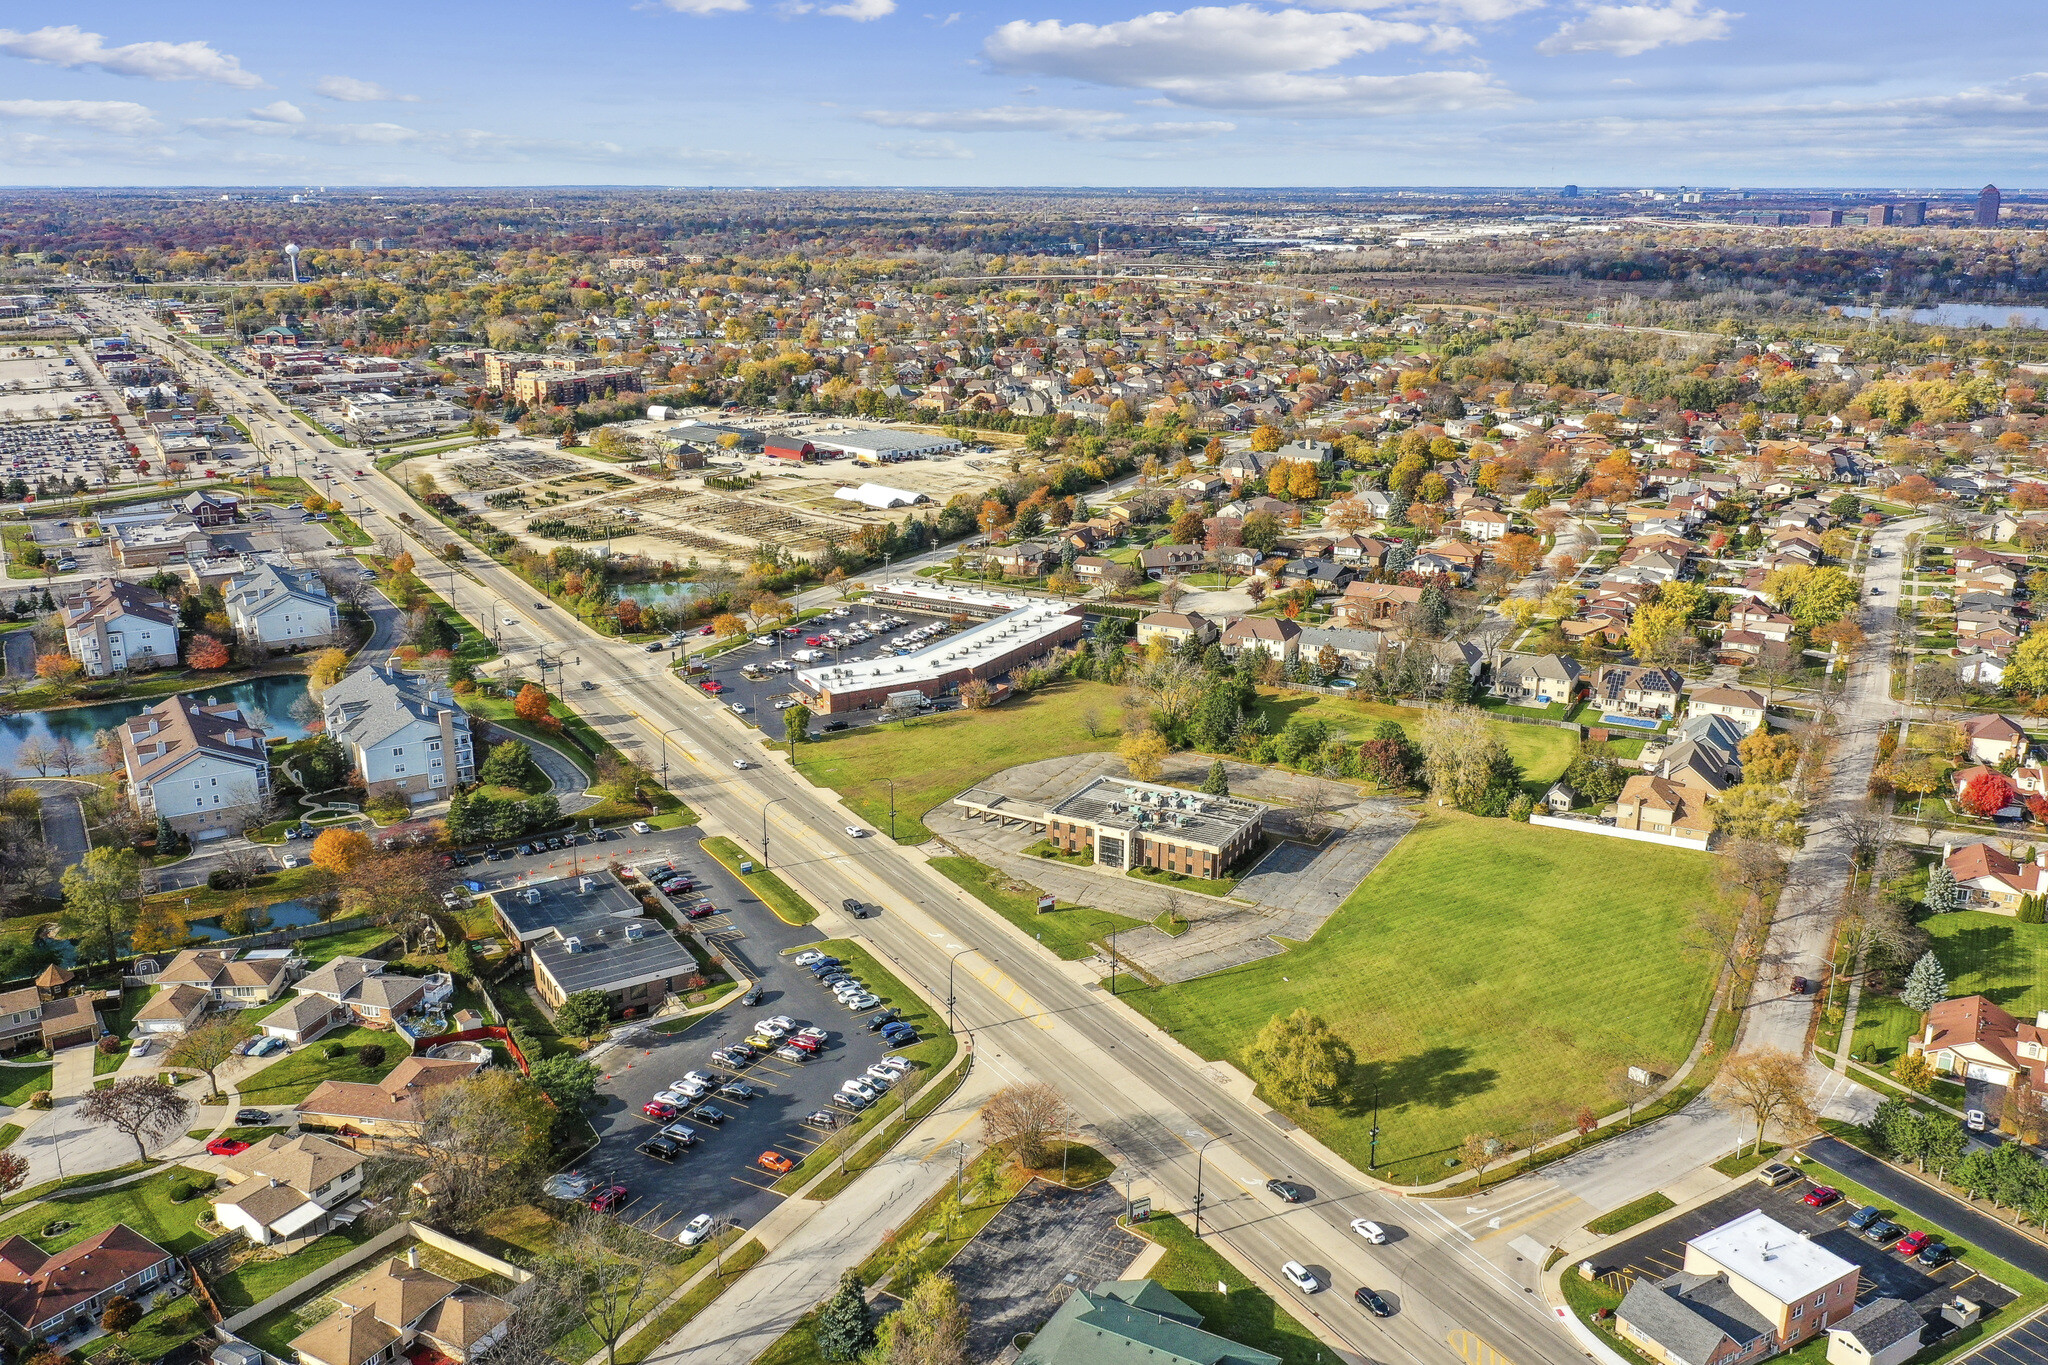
top-left (205, 1138), bottom-right (251, 1157)
top-left (699, 625), bottom-right (717, 636)
top-left (643, 1100), bottom-right (679, 1121)
top-left (806, 636), bottom-right (824, 646)
top-left (1804, 1186), bottom-right (1842, 1208)
top-left (701, 680), bottom-right (724, 693)
top-left (589, 1184), bottom-right (629, 1213)
top-left (1895, 1231), bottom-right (1932, 1257)
top-left (787, 1036), bottom-right (821, 1053)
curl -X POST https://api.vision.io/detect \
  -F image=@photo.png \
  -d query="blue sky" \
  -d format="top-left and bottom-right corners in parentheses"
top-left (0, 2), bottom-right (2040, 187)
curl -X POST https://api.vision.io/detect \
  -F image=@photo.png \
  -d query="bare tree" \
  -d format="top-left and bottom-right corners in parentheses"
top-left (542, 1209), bottom-right (669, 1365)
top-left (980, 1082), bottom-right (1080, 1168)
top-left (50, 736), bottom-right (80, 777)
top-left (15, 736), bottom-right (53, 777)
top-left (1720, 1049), bottom-right (1819, 1155)
top-left (1607, 1066), bottom-right (1661, 1127)
top-left (165, 1016), bottom-right (253, 1101)
top-left (82, 1078), bottom-right (191, 1162)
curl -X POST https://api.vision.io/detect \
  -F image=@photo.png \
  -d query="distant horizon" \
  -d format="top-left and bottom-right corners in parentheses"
top-left (0, 7), bottom-right (2040, 185)
top-left (0, 184), bottom-right (2033, 196)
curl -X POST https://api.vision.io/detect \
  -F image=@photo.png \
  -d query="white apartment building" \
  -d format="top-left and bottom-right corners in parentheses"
top-left (225, 560), bottom-right (340, 652)
top-left (320, 664), bottom-right (476, 803)
top-left (119, 694), bottom-right (272, 839)
top-left (61, 579), bottom-right (180, 677)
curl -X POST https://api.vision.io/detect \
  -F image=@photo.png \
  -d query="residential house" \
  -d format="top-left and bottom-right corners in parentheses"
top-left (1295, 625), bottom-right (1383, 672)
top-left (0, 988), bottom-right (43, 1055)
top-left (298, 1055), bottom-right (483, 1138)
top-left (1688, 686), bottom-right (1769, 735)
top-left (212, 1134), bottom-right (367, 1248)
top-left (1276, 559), bottom-right (1352, 593)
top-left (1644, 714), bottom-right (1748, 795)
top-left (1459, 506), bottom-right (1512, 541)
top-left (1729, 601), bottom-right (1797, 642)
top-left (293, 956), bottom-right (428, 1028)
top-left (1072, 555), bottom-right (1113, 585)
top-left (1135, 611), bottom-right (1217, 650)
top-left (1018, 1279), bottom-right (1280, 1365)
top-left (1963, 714), bottom-right (2029, 766)
top-left (0, 984), bottom-right (99, 1054)
top-left (152, 948), bottom-right (291, 1008)
top-left (1413, 541), bottom-right (1482, 581)
top-left (1138, 544), bottom-right (1206, 579)
top-left (320, 665), bottom-right (476, 805)
top-left (1220, 617), bottom-right (1301, 662)
top-left (0, 1226), bottom-right (176, 1348)
top-left (261, 993), bottom-right (352, 1048)
top-left (987, 540), bottom-right (1059, 577)
top-left (118, 694), bottom-right (272, 842)
top-left (1430, 639), bottom-right (1484, 683)
top-left (1959, 652), bottom-right (2009, 687)
top-left (61, 579), bottom-right (179, 677)
top-left (1329, 534), bottom-right (1390, 567)
top-left (1825, 1300), bottom-right (1924, 1365)
top-left (1942, 842), bottom-right (2048, 914)
top-left (1561, 613), bottom-right (1630, 647)
top-left (1492, 654), bottom-right (1580, 707)
top-left (224, 560), bottom-right (341, 652)
top-left (133, 984), bottom-right (210, 1036)
top-left (1910, 994), bottom-right (2048, 1089)
top-left (176, 490), bottom-right (240, 526)
top-left (1593, 664), bottom-right (1686, 719)
top-left (289, 1249), bottom-right (512, 1365)
top-left (1334, 581), bottom-right (1422, 627)
top-left (1616, 1211), bottom-right (1860, 1365)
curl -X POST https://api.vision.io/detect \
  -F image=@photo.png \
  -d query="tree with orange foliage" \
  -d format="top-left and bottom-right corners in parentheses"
top-left (310, 827), bottom-right (374, 876)
top-left (514, 683), bottom-right (553, 725)
top-left (613, 598), bottom-right (643, 632)
top-left (187, 635), bottom-right (230, 670)
top-left (1892, 474), bottom-right (1946, 509)
top-left (1496, 533), bottom-right (1543, 577)
top-left (34, 653), bottom-right (82, 687)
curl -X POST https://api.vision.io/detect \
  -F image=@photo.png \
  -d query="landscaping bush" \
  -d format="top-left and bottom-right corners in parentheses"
top-left (323, 1041), bottom-right (347, 1060)
top-left (168, 1180), bottom-right (194, 1204)
top-left (357, 1044), bottom-right (386, 1068)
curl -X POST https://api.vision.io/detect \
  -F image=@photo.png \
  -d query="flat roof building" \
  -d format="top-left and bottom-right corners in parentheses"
top-left (956, 774), bottom-right (1265, 882)
top-left (794, 598), bottom-right (1085, 714)
top-left (490, 873), bottom-right (699, 1019)
top-left (809, 428), bottom-right (961, 462)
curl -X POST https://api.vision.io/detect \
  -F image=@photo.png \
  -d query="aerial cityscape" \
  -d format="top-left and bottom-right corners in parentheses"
top-left (3, 9), bottom-right (2048, 1365)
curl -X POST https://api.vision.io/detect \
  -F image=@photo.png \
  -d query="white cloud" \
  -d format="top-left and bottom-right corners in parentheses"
top-left (878, 137), bottom-right (975, 159)
top-left (0, 98), bottom-right (158, 134)
top-left (0, 25), bottom-right (264, 87)
top-left (984, 7), bottom-right (1444, 87)
top-left (313, 75), bottom-right (419, 103)
top-left (659, 0), bottom-right (753, 12)
top-left (248, 100), bottom-right (306, 123)
top-left (1294, 0), bottom-right (1546, 21)
top-left (859, 104), bottom-right (1234, 139)
top-left (821, 0), bottom-right (898, 17)
top-left (1537, 0), bottom-right (1736, 56)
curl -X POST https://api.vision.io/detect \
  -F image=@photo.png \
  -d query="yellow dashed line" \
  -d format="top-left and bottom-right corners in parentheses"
top-left (969, 960), bottom-right (1053, 1028)
top-left (1448, 1331), bottom-right (1513, 1365)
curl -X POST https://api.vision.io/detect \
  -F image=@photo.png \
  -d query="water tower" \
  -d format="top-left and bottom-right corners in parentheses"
top-left (284, 242), bottom-right (300, 284)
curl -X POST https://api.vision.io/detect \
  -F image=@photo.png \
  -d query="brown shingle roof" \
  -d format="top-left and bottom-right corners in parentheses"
top-left (298, 1056), bottom-right (481, 1126)
top-left (0, 1225), bottom-right (173, 1331)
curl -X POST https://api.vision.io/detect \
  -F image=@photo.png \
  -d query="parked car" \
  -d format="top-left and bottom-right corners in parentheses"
top-left (638, 1136), bottom-right (684, 1162)
top-left (236, 1108), bottom-right (269, 1125)
top-left (830, 1093), bottom-right (870, 1113)
top-left (1967, 1108), bottom-right (1989, 1132)
top-left (1863, 1219), bottom-right (1903, 1245)
top-left (1915, 1241), bottom-right (1953, 1267)
top-left (843, 993), bottom-right (880, 1011)
top-left (1896, 1231), bottom-right (1932, 1257)
top-left (659, 1122), bottom-right (699, 1146)
top-left (677, 1214), bottom-right (715, 1247)
top-left (1804, 1186), bottom-right (1842, 1208)
top-left (1280, 1261), bottom-right (1319, 1293)
top-left (690, 1104), bottom-right (729, 1125)
top-left (588, 1184), bottom-right (629, 1214)
top-left (642, 1100), bottom-right (679, 1121)
top-left (757, 1151), bottom-right (795, 1174)
top-left (1755, 1163), bottom-right (1799, 1187)
top-left (774, 1045), bottom-right (808, 1063)
top-left (685, 903), bottom-right (718, 920)
top-left (1265, 1178), bottom-right (1304, 1203)
top-left (1846, 1204), bottom-right (1885, 1231)
top-left (804, 1110), bottom-right (841, 1130)
top-left (632, 821), bottom-right (652, 834)
top-left (205, 1138), bottom-right (251, 1157)
top-left (865, 1009), bottom-right (902, 1031)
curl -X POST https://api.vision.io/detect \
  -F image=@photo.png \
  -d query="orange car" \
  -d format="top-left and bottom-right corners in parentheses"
top-left (756, 1151), bottom-right (795, 1174)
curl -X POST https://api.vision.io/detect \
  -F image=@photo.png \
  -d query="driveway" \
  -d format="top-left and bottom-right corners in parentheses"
top-left (473, 721), bottom-right (600, 815)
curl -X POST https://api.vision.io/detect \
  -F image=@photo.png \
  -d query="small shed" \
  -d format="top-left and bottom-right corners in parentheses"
top-left (1826, 1298), bottom-right (1924, 1365)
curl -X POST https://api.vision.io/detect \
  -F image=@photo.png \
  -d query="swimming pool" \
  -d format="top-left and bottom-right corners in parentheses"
top-left (1598, 713), bottom-right (1662, 730)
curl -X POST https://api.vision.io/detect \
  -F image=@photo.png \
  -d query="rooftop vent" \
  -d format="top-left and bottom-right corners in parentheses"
top-left (578, 877), bottom-right (596, 894)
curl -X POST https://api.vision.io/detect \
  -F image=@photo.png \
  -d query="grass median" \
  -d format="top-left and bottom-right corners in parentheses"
top-left (703, 835), bottom-right (818, 925)
top-left (930, 855), bottom-right (1145, 961)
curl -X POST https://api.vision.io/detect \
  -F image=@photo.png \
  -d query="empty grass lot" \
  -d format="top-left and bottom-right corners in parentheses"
top-left (1254, 692), bottom-right (1580, 796)
top-left (233, 1026), bottom-right (405, 1109)
top-left (1848, 910), bottom-right (2048, 1065)
top-left (930, 855), bottom-right (1147, 960)
top-left (1115, 812), bottom-right (1718, 1184)
top-left (790, 679), bottom-right (1124, 843)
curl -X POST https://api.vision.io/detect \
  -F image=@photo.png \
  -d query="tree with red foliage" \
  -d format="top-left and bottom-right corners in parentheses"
top-left (614, 598), bottom-right (643, 632)
top-left (187, 634), bottom-right (230, 670)
top-left (514, 683), bottom-right (553, 725)
top-left (1961, 770), bottom-right (2020, 817)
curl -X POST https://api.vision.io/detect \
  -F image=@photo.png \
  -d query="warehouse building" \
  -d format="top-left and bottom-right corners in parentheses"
top-left (809, 428), bottom-right (961, 462)
top-left (793, 599), bottom-right (1085, 713)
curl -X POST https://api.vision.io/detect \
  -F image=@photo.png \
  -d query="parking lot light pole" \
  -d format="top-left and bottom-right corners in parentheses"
top-left (1192, 1132), bottom-right (1230, 1238)
top-left (658, 725), bottom-right (689, 788)
top-left (762, 796), bottom-right (786, 869)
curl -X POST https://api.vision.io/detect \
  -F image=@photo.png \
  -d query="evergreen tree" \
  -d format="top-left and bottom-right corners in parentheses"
top-left (1200, 759), bottom-right (1230, 797)
top-left (816, 1271), bottom-right (876, 1362)
top-left (1902, 950), bottom-right (1950, 1012)
top-left (1923, 864), bottom-right (1961, 914)
top-left (1415, 582), bottom-right (1448, 637)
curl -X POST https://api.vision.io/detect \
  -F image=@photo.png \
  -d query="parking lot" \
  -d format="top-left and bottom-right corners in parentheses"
top-left (1596, 1172), bottom-right (2016, 1341)
top-left (568, 827), bottom-right (928, 1237)
top-left (945, 1178), bottom-right (1142, 1361)
top-left (677, 601), bottom-right (968, 743)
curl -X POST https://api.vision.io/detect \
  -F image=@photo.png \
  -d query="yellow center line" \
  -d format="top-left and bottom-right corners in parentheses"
top-left (1448, 1331), bottom-right (1513, 1365)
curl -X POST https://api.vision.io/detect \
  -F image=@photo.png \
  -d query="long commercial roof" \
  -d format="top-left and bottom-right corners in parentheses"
top-left (795, 598), bottom-right (1081, 695)
top-left (1690, 1210), bottom-right (1857, 1303)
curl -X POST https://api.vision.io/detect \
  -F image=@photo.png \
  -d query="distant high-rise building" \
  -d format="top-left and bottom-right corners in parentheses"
top-left (1977, 184), bottom-right (2002, 226)
top-left (1896, 201), bottom-right (1926, 226)
top-left (1560, 184), bottom-right (1580, 199)
top-left (1869, 205), bottom-right (1896, 226)
top-left (1808, 210), bottom-right (1843, 227)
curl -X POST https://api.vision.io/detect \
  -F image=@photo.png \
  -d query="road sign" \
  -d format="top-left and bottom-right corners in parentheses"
top-left (1036, 894), bottom-right (1056, 913)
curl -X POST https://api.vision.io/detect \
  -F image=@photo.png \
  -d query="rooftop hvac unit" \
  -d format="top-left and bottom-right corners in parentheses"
top-left (625, 923), bottom-right (647, 940)
top-left (523, 888), bottom-right (542, 905)
top-left (563, 935), bottom-right (583, 953)
top-left (578, 877), bottom-right (596, 894)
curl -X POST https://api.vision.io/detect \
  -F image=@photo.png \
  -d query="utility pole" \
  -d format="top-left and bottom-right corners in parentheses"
top-left (1368, 1084), bottom-right (1382, 1171)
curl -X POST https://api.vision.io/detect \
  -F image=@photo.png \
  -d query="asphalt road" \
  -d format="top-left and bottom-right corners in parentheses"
top-left (1807, 1136), bottom-right (2048, 1280)
top-left (94, 294), bottom-right (1595, 1365)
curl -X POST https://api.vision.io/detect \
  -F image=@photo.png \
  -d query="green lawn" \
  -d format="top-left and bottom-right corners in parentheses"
top-left (208, 1223), bottom-right (381, 1312)
top-left (0, 1166), bottom-right (214, 1253)
top-left (1132, 1214), bottom-right (1329, 1365)
top-left (235, 1026), bottom-right (405, 1108)
top-left (0, 1064), bottom-right (52, 1107)
top-left (702, 836), bottom-right (818, 925)
top-left (790, 679), bottom-right (1124, 843)
top-left (1849, 910), bottom-right (2048, 1065)
top-left (1114, 812), bottom-right (1719, 1183)
top-left (1586, 1192), bottom-right (1675, 1235)
top-left (930, 855), bottom-right (1147, 961)
top-left (1253, 691), bottom-right (1580, 795)
top-left (82, 1293), bottom-right (212, 1360)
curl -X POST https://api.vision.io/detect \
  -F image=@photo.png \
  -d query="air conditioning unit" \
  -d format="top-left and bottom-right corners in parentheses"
top-left (563, 935), bottom-right (583, 953)
top-left (578, 877), bottom-right (596, 894)
top-left (522, 888), bottom-right (541, 905)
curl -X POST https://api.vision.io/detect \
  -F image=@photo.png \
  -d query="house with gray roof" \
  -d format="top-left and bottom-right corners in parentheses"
top-left (320, 664), bottom-right (475, 804)
top-left (1618, 1271), bottom-right (1776, 1365)
top-left (1019, 1279), bottom-right (1279, 1365)
top-left (1824, 1299), bottom-right (1923, 1365)
top-left (225, 560), bottom-right (340, 652)
top-left (1491, 653), bottom-right (1580, 707)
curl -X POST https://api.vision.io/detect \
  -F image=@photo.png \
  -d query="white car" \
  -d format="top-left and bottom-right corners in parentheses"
top-left (753, 1020), bottom-right (789, 1039)
top-left (280, 855), bottom-right (303, 868)
top-left (1351, 1219), bottom-right (1387, 1244)
top-left (677, 1214), bottom-right (715, 1247)
top-left (673, 1079), bottom-right (711, 1100)
top-left (845, 826), bottom-right (870, 838)
top-left (866, 1064), bottom-right (902, 1084)
top-left (1281, 1261), bottom-right (1320, 1294)
top-left (680, 1070), bottom-right (716, 1086)
top-left (843, 993), bottom-right (880, 1010)
top-left (653, 1088), bottom-right (690, 1107)
top-left (632, 821), bottom-right (652, 834)
top-left (773, 698), bottom-right (796, 710)
top-left (733, 758), bottom-right (752, 769)
top-left (841, 1079), bottom-right (878, 1100)
top-left (873, 1056), bottom-right (913, 1076)
top-left (731, 703), bottom-right (749, 715)
top-left (765, 1015), bottom-right (797, 1031)
top-left (792, 950), bottom-right (826, 966)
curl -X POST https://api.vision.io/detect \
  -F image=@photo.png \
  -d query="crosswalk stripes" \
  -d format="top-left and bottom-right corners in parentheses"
top-left (1447, 1330), bottom-right (1514, 1365)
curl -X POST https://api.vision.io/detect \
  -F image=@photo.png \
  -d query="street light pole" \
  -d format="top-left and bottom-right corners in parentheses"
top-left (946, 946), bottom-right (978, 1035)
top-left (658, 725), bottom-right (688, 789)
top-left (1108, 927), bottom-right (1120, 996)
top-left (881, 777), bottom-right (897, 842)
top-left (762, 796), bottom-right (786, 869)
top-left (1192, 1132), bottom-right (1230, 1238)
top-left (1368, 1084), bottom-right (1382, 1171)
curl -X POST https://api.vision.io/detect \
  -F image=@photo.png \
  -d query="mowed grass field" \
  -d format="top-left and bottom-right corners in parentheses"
top-left (792, 677), bottom-right (1580, 844)
top-left (1850, 910), bottom-right (2048, 1064)
top-left (790, 680), bottom-right (1124, 843)
top-left (1116, 812), bottom-right (1719, 1183)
